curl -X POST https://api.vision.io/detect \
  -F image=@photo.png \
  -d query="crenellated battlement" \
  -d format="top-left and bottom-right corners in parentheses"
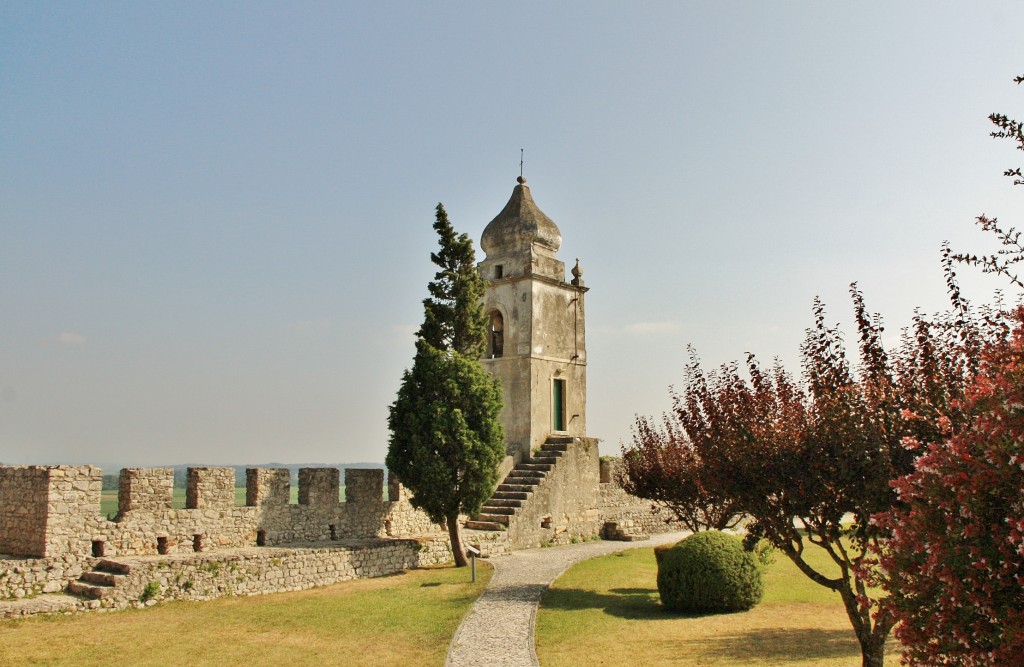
top-left (0, 464), bottom-right (442, 562)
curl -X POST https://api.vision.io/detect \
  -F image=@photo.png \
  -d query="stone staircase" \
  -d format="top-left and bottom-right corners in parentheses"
top-left (465, 437), bottom-right (571, 531)
top-left (67, 559), bottom-right (131, 600)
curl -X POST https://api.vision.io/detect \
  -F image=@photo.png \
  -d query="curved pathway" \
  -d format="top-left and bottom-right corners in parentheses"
top-left (446, 531), bottom-right (689, 667)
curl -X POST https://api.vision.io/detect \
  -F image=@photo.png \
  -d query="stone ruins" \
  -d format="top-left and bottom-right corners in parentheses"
top-left (1, 179), bottom-right (681, 617)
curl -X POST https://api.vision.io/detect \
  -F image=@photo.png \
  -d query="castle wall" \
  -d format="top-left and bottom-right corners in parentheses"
top-left (187, 467), bottom-right (236, 509)
top-left (119, 468), bottom-right (174, 513)
top-left (0, 464), bottom-right (448, 598)
top-left (0, 467), bottom-right (51, 557)
top-left (597, 458), bottom-right (686, 538)
top-left (43, 465), bottom-right (104, 559)
top-left (1, 537), bottom-right (452, 617)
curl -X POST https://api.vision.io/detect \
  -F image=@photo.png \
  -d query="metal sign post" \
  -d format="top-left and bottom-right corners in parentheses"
top-left (466, 545), bottom-right (480, 582)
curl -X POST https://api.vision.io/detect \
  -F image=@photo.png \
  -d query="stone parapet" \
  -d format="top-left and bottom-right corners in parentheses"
top-left (245, 468), bottom-right (290, 507)
top-left (186, 467), bottom-right (236, 509)
top-left (298, 467), bottom-right (340, 506)
top-left (118, 468), bottom-right (174, 514)
top-left (1, 465), bottom-right (446, 562)
top-left (0, 467), bottom-right (51, 557)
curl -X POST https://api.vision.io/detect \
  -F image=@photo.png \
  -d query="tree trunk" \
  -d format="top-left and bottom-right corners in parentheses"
top-left (859, 634), bottom-right (886, 667)
top-left (447, 513), bottom-right (468, 567)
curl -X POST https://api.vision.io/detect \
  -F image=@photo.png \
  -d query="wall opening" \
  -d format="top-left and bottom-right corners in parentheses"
top-left (487, 311), bottom-right (504, 359)
top-left (495, 264), bottom-right (503, 279)
top-left (256, 530), bottom-right (267, 547)
top-left (91, 540), bottom-right (105, 558)
top-left (329, 524), bottom-right (337, 540)
top-left (192, 534), bottom-right (203, 552)
top-left (157, 536), bottom-right (169, 555)
top-left (541, 516), bottom-right (552, 529)
top-left (385, 519), bottom-right (393, 537)
top-left (552, 378), bottom-right (566, 431)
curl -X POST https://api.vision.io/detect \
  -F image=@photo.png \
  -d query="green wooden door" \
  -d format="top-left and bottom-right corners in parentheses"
top-left (552, 379), bottom-right (565, 431)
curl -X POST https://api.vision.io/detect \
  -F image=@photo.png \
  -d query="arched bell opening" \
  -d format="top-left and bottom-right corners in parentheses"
top-left (486, 310), bottom-right (505, 359)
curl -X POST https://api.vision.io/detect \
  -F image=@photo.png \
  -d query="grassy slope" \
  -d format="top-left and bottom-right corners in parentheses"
top-left (536, 543), bottom-right (899, 667)
top-left (0, 563), bottom-right (489, 667)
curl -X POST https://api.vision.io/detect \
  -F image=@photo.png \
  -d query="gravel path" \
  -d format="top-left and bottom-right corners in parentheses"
top-left (445, 531), bottom-right (689, 667)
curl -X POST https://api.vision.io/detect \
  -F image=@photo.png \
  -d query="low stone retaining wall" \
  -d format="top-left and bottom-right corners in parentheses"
top-left (599, 476), bottom-right (686, 539)
top-left (0, 554), bottom-right (87, 601)
top-left (2, 537), bottom-right (452, 618)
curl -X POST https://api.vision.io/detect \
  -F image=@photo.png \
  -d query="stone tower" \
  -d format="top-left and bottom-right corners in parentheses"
top-left (478, 177), bottom-right (589, 463)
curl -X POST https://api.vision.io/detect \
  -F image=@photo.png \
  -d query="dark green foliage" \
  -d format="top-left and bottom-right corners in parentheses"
top-left (657, 531), bottom-right (763, 614)
top-left (386, 342), bottom-right (504, 522)
top-left (386, 203), bottom-right (504, 566)
top-left (417, 203), bottom-right (488, 358)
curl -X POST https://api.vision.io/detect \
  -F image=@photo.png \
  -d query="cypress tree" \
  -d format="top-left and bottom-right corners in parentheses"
top-left (386, 204), bottom-right (504, 566)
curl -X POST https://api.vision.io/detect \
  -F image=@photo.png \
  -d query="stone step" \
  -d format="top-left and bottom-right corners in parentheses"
top-left (479, 506), bottom-right (515, 516)
top-left (507, 470), bottom-right (544, 480)
top-left (96, 559), bottom-right (132, 575)
top-left (475, 513), bottom-right (510, 526)
top-left (541, 441), bottom-right (570, 452)
top-left (517, 462), bottom-right (553, 472)
top-left (464, 520), bottom-right (505, 531)
top-left (67, 581), bottom-right (111, 600)
top-left (483, 498), bottom-right (522, 509)
top-left (496, 483), bottom-right (536, 493)
top-left (79, 571), bottom-right (119, 586)
top-left (492, 490), bottom-right (529, 501)
top-left (531, 455), bottom-right (561, 465)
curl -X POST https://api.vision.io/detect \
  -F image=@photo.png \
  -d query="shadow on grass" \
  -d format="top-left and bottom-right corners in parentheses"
top-left (542, 587), bottom-right (690, 620)
top-left (543, 587), bottom-right (865, 663)
top-left (687, 628), bottom-right (861, 663)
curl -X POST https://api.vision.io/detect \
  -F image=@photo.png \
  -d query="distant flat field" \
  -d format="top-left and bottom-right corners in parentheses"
top-left (98, 487), bottom-right (348, 516)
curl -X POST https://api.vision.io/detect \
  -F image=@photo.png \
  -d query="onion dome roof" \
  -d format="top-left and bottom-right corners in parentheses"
top-left (481, 177), bottom-right (562, 256)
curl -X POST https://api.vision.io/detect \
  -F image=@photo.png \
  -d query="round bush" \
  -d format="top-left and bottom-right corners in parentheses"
top-left (657, 530), bottom-right (764, 613)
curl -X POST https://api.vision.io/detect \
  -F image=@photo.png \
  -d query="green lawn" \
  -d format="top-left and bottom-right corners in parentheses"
top-left (536, 543), bottom-right (899, 666)
top-left (0, 563), bottom-right (489, 667)
top-left (99, 487), bottom-right (347, 516)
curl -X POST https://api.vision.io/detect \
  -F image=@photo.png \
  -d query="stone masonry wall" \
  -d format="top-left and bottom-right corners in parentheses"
top-left (119, 468), bottom-right (174, 514)
top-left (597, 458), bottom-right (686, 537)
top-left (0, 555), bottom-right (88, 601)
top-left (1, 537), bottom-right (452, 616)
top-left (186, 467), bottom-right (236, 509)
top-left (44, 466), bottom-right (104, 559)
top-left (0, 464), bottom-right (448, 600)
top-left (506, 437), bottom-right (602, 549)
top-left (0, 467), bottom-right (50, 557)
top-left (92, 539), bottom-right (453, 610)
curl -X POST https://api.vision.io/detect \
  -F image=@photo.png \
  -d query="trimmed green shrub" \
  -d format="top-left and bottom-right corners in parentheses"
top-left (657, 531), bottom-right (764, 613)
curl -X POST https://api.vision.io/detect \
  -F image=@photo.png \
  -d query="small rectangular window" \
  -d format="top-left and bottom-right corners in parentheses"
top-left (495, 265), bottom-right (503, 279)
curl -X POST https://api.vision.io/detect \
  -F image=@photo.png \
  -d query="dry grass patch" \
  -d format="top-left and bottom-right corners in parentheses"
top-left (0, 562), bottom-right (490, 667)
top-left (536, 544), bottom-right (898, 666)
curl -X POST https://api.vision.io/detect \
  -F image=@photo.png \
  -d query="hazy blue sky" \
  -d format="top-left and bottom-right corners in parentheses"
top-left (2, 2), bottom-right (1023, 467)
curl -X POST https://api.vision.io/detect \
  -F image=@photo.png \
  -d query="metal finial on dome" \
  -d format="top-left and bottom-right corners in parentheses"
top-left (517, 175), bottom-right (526, 184)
